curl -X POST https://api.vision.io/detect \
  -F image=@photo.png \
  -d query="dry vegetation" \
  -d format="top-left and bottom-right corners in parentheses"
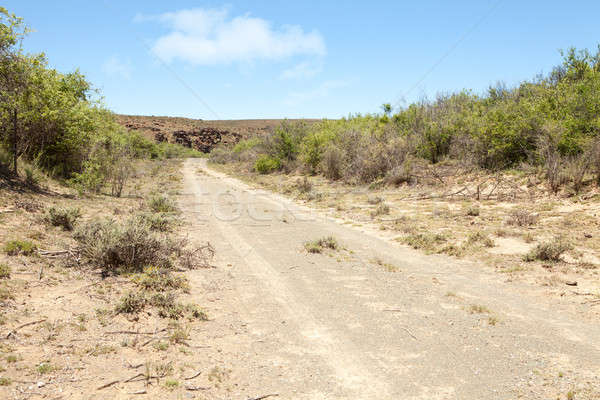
top-left (212, 160), bottom-right (600, 306)
top-left (0, 159), bottom-right (223, 398)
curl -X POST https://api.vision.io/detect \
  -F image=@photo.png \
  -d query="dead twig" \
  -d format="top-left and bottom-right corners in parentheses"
top-left (247, 395), bottom-right (279, 400)
top-left (184, 370), bottom-right (202, 380)
top-left (96, 380), bottom-right (120, 390)
top-left (124, 373), bottom-right (145, 383)
top-left (5, 319), bottom-right (47, 338)
top-left (186, 385), bottom-right (210, 391)
top-left (105, 328), bottom-right (167, 335)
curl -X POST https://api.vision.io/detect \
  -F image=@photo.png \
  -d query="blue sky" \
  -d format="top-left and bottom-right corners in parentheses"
top-left (5, 1), bottom-right (600, 119)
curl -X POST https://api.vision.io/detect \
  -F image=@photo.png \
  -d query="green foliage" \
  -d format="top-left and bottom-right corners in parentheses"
top-left (254, 155), bottom-right (281, 174)
top-left (3, 240), bottom-right (36, 256)
top-left (233, 137), bottom-right (261, 154)
top-left (213, 45), bottom-right (600, 189)
top-left (43, 206), bottom-right (81, 231)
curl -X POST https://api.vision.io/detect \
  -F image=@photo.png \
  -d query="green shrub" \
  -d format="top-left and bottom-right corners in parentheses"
top-left (132, 267), bottom-right (189, 292)
top-left (254, 155), bottom-right (281, 174)
top-left (524, 239), bottom-right (572, 262)
top-left (0, 264), bottom-right (11, 279)
top-left (74, 217), bottom-right (174, 275)
top-left (304, 236), bottom-right (339, 253)
top-left (148, 195), bottom-right (177, 213)
top-left (134, 212), bottom-right (175, 232)
top-left (233, 138), bottom-right (261, 154)
top-left (114, 292), bottom-right (146, 314)
top-left (3, 240), bottom-right (37, 256)
top-left (402, 233), bottom-right (447, 252)
top-left (43, 207), bottom-right (81, 231)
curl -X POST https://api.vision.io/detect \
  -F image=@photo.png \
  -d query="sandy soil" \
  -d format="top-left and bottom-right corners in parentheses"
top-left (177, 159), bottom-right (600, 399)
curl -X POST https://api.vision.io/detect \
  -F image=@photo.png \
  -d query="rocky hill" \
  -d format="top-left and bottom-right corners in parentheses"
top-left (116, 115), bottom-right (310, 153)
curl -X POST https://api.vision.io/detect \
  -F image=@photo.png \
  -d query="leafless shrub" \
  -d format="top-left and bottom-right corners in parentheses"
top-left (74, 217), bottom-right (174, 275)
top-left (321, 145), bottom-right (344, 180)
top-left (507, 209), bottom-right (538, 226)
top-left (296, 176), bottom-right (312, 193)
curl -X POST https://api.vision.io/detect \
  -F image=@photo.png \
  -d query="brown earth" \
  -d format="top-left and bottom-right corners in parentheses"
top-left (116, 115), bottom-right (317, 153)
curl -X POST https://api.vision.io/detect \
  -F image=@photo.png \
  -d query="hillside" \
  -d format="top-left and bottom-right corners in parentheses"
top-left (116, 115), bottom-right (318, 153)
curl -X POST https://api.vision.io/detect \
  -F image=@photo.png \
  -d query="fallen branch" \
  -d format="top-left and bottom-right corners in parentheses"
top-left (105, 328), bottom-right (167, 335)
top-left (124, 373), bottom-right (145, 383)
top-left (247, 395), bottom-right (279, 400)
top-left (186, 385), bottom-right (210, 391)
top-left (96, 380), bottom-right (120, 390)
top-left (5, 319), bottom-right (47, 338)
top-left (184, 370), bottom-right (202, 380)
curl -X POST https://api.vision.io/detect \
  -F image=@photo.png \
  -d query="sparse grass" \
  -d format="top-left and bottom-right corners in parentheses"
top-left (465, 206), bottom-right (480, 216)
top-left (0, 285), bottom-right (14, 301)
top-left (372, 257), bottom-right (398, 272)
top-left (524, 238), bottom-right (572, 262)
top-left (469, 304), bottom-right (491, 314)
top-left (153, 341), bottom-right (169, 351)
top-left (86, 344), bottom-right (116, 357)
top-left (164, 379), bottom-right (180, 389)
top-left (304, 236), bottom-right (339, 253)
top-left (115, 291), bottom-right (207, 320)
top-left (0, 377), bottom-right (11, 386)
top-left (43, 206), bottom-right (81, 231)
top-left (3, 240), bottom-right (37, 256)
top-left (488, 316), bottom-right (499, 326)
top-left (0, 264), bottom-right (10, 279)
top-left (6, 355), bottom-right (17, 363)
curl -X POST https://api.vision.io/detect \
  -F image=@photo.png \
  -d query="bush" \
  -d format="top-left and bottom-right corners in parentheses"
top-left (304, 236), bottom-right (339, 253)
top-left (254, 155), bottom-right (281, 174)
top-left (43, 206), bottom-right (81, 231)
top-left (370, 203), bottom-right (390, 218)
top-left (296, 176), bottom-right (312, 193)
top-left (132, 266), bottom-right (189, 292)
top-left (114, 292), bottom-right (146, 314)
top-left (466, 231), bottom-right (494, 248)
top-left (148, 195), bottom-right (177, 213)
top-left (507, 209), bottom-right (538, 226)
top-left (524, 239), bottom-right (572, 262)
top-left (3, 240), bottom-right (37, 256)
top-left (74, 218), bottom-right (174, 275)
top-left (134, 212), bottom-right (175, 232)
top-left (0, 264), bottom-right (10, 279)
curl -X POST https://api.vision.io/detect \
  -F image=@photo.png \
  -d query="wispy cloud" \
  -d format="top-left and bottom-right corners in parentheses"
top-left (279, 61), bottom-right (322, 80)
top-left (102, 56), bottom-right (132, 79)
top-left (285, 80), bottom-right (349, 106)
top-left (137, 8), bottom-right (326, 66)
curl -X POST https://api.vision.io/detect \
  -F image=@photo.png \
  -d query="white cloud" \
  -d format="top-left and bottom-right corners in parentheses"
top-left (285, 80), bottom-right (349, 106)
top-left (138, 8), bottom-right (326, 65)
top-left (102, 56), bottom-right (132, 79)
top-left (279, 61), bottom-right (322, 80)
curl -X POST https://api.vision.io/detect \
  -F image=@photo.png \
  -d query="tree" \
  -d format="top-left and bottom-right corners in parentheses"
top-left (0, 7), bottom-right (31, 174)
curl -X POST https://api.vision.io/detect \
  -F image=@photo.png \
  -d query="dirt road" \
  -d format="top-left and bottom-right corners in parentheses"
top-left (182, 158), bottom-right (600, 399)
